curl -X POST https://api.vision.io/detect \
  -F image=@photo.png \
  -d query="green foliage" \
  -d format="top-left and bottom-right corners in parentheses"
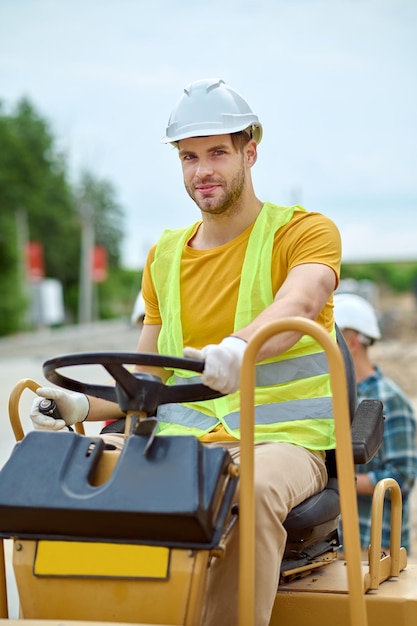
top-left (0, 211), bottom-right (27, 334)
top-left (0, 97), bottom-right (126, 335)
top-left (0, 98), bottom-right (74, 333)
top-left (341, 262), bottom-right (417, 293)
top-left (98, 267), bottom-right (142, 320)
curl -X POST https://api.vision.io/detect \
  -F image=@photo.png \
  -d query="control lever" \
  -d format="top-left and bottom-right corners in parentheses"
top-left (38, 398), bottom-right (74, 432)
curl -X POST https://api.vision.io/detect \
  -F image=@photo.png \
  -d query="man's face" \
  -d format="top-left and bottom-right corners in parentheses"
top-left (178, 134), bottom-right (248, 216)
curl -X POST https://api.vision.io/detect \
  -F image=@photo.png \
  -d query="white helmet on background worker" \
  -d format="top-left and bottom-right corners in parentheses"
top-left (162, 78), bottom-right (262, 145)
top-left (333, 293), bottom-right (381, 344)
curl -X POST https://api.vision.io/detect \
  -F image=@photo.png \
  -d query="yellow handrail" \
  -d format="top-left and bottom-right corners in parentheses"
top-left (0, 539), bottom-right (8, 618)
top-left (8, 378), bottom-right (85, 442)
top-left (8, 378), bottom-right (40, 441)
top-left (238, 317), bottom-right (367, 626)
top-left (365, 477), bottom-right (407, 591)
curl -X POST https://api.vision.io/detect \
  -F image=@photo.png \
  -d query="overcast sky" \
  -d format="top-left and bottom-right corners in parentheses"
top-left (1, 0), bottom-right (416, 269)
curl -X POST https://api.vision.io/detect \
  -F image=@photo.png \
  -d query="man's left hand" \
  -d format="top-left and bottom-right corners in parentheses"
top-left (183, 336), bottom-right (247, 394)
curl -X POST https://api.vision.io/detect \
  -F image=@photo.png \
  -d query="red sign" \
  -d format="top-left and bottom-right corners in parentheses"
top-left (91, 245), bottom-right (108, 283)
top-left (25, 241), bottom-right (44, 282)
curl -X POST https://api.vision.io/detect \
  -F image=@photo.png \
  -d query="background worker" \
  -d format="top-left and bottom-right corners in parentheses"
top-left (30, 78), bottom-right (342, 626)
top-left (334, 292), bottom-right (417, 554)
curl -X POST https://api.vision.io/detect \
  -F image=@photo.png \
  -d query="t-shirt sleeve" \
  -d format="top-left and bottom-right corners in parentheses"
top-left (141, 243), bottom-right (162, 325)
top-left (279, 212), bottom-right (342, 288)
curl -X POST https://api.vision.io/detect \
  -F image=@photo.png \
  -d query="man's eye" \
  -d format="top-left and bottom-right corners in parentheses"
top-left (214, 150), bottom-right (225, 156)
top-left (183, 154), bottom-right (196, 161)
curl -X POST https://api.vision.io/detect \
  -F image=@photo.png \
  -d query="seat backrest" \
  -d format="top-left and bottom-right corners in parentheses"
top-left (335, 322), bottom-right (357, 423)
top-left (283, 324), bottom-right (384, 536)
top-left (325, 324), bottom-right (357, 478)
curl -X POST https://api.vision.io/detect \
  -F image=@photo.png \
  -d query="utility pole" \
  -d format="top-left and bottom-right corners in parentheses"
top-left (15, 208), bottom-right (30, 328)
top-left (78, 192), bottom-right (95, 325)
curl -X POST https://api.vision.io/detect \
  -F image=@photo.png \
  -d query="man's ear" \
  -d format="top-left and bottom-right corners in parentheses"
top-left (347, 331), bottom-right (363, 355)
top-left (245, 139), bottom-right (258, 167)
top-left (341, 329), bottom-right (358, 353)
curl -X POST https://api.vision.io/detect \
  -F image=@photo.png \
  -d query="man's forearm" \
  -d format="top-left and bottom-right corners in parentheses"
top-left (85, 396), bottom-right (125, 422)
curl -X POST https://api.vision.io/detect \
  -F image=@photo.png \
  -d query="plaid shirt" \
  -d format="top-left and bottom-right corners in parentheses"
top-left (356, 366), bottom-right (417, 552)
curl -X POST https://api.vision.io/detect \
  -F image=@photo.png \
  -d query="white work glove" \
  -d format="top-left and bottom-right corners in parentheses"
top-left (30, 387), bottom-right (89, 432)
top-left (183, 336), bottom-right (247, 394)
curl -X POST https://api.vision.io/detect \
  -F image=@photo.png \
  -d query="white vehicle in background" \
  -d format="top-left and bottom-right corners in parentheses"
top-left (131, 290), bottom-right (145, 327)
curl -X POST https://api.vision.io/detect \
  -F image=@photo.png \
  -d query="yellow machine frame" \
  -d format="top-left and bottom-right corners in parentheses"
top-left (0, 317), bottom-right (416, 626)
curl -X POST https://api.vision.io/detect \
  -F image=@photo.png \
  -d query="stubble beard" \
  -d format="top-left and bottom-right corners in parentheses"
top-left (185, 162), bottom-right (246, 217)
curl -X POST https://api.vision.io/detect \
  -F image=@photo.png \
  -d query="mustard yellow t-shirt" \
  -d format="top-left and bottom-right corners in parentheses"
top-left (142, 209), bottom-right (341, 345)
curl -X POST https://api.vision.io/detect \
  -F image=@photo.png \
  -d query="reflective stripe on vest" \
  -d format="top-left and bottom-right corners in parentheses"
top-left (169, 350), bottom-right (329, 388)
top-left (157, 395), bottom-right (333, 430)
top-left (157, 403), bottom-right (219, 430)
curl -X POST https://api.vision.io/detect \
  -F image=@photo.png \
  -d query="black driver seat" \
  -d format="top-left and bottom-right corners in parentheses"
top-left (280, 325), bottom-right (384, 573)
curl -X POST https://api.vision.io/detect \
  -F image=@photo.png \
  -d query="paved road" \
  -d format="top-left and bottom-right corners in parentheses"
top-left (0, 319), bottom-right (141, 467)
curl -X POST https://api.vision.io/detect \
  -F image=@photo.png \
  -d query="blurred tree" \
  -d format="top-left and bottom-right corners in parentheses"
top-left (0, 98), bottom-right (125, 335)
top-left (0, 209), bottom-right (26, 335)
top-left (0, 98), bottom-right (74, 334)
top-left (342, 261), bottom-right (417, 293)
top-left (76, 170), bottom-right (124, 268)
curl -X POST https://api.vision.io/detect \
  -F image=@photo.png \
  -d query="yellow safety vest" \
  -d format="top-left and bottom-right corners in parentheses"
top-left (151, 203), bottom-right (336, 450)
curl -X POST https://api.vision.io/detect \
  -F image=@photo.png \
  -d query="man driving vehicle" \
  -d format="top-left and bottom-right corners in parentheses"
top-left (30, 78), bottom-right (342, 626)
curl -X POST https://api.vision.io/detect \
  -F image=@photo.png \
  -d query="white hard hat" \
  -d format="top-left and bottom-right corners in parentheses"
top-left (162, 78), bottom-right (262, 145)
top-left (333, 293), bottom-right (381, 341)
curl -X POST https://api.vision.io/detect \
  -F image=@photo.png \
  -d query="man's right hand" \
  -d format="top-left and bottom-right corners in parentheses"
top-left (30, 387), bottom-right (89, 431)
top-left (183, 335), bottom-right (247, 394)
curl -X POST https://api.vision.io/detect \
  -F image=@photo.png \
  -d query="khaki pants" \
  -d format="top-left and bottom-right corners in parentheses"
top-left (102, 435), bottom-right (327, 626)
top-left (202, 441), bottom-right (327, 626)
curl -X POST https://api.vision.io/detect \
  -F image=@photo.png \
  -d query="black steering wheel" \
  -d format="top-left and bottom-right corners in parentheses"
top-left (42, 352), bottom-right (223, 415)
